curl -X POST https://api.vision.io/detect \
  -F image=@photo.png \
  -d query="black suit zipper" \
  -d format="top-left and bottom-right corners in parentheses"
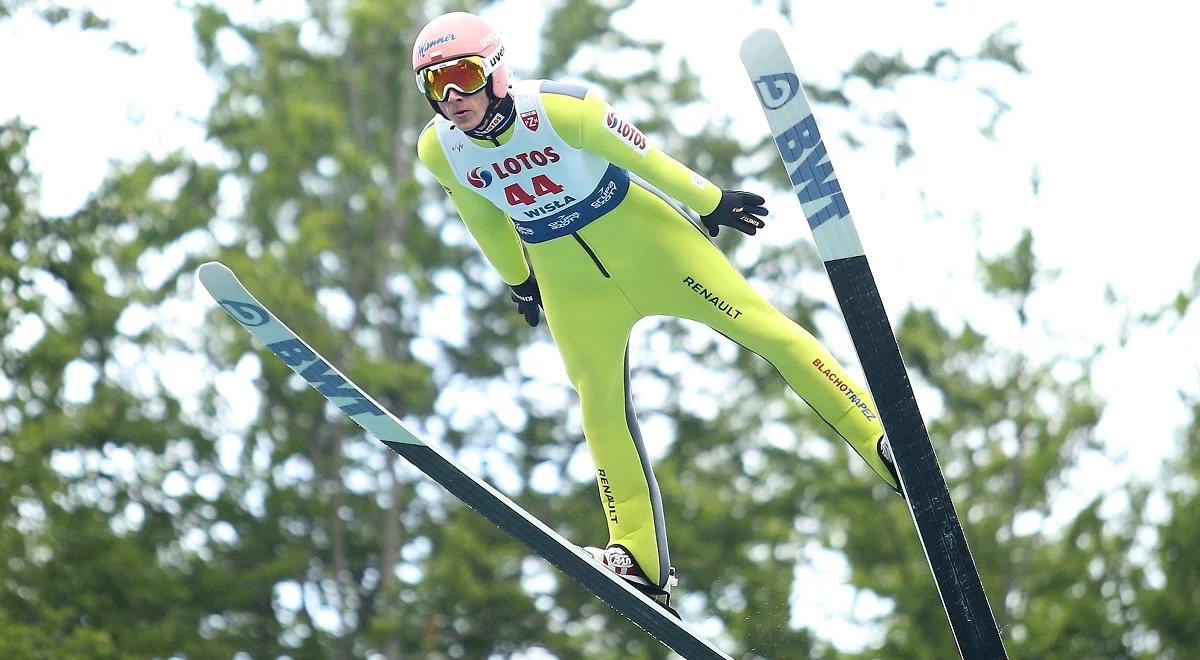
top-left (571, 233), bottom-right (610, 278)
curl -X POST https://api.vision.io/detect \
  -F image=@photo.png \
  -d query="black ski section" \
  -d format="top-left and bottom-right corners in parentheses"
top-left (825, 255), bottom-right (1006, 658)
top-left (385, 442), bottom-right (727, 660)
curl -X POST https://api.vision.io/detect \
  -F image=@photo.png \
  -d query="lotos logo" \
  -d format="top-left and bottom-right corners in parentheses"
top-left (482, 146), bottom-right (561, 180)
top-left (753, 72), bottom-right (800, 110)
top-left (467, 167), bottom-right (493, 189)
top-left (604, 107), bottom-right (648, 155)
top-left (479, 111), bottom-right (507, 134)
top-left (417, 33), bottom-right (456, 58)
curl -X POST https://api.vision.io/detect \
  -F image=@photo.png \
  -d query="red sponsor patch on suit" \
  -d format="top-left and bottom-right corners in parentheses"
top-left (521, 110), bottom-right (540, 132)
top-left (603, 105), bottom-right (648, 156)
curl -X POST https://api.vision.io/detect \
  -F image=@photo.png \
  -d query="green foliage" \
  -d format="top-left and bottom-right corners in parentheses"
top-left (0, 119), bottom-right (226, 657)
top-left (1139, 396), bottom-right (1200, 657)
top-left (979, 228), bottom-right (1053, 324)
top-left (1118, 260), bottom-right (1200, 344)
top-left (0, 2), bottom-right (132, 52)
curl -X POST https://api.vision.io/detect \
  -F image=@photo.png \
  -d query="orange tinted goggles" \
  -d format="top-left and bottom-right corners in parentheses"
top-left (418, 56), bottom-right (488, 102)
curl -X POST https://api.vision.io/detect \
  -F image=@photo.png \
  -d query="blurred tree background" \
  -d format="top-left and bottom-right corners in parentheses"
top-left (1, 0), bottom-right (1197, 658)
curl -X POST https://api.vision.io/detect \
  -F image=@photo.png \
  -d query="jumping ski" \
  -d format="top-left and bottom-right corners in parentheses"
top-left (196, 261), bottom-right (731, 660)
top-left (740, 28), bottom-right (1007, 658)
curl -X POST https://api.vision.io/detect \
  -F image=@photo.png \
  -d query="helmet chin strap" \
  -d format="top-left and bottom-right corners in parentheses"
top-left (464, 92), bottom-right (515, 143)
top-left (426, 83), bottom-right (515, 143)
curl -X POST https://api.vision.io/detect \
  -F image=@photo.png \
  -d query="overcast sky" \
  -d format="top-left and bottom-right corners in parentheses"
top-left (3, 0), bottom-right (1198, 652)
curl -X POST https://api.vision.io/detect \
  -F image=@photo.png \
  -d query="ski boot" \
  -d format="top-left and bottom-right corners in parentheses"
top-left (844, 433), bottom-right (904, 496)
top-left (877, 436), bottom-right (904, 497)
top-left (582, 544), bottom-right (679, 618)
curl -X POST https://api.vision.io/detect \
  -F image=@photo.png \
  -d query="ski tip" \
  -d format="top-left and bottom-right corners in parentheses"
top-left (197, 260), bottom-right (233, 282)
top-left (196, 261), bottom-right (241, 299)
top-left (197, 260), bottom-right (230, 275)
top-left (739, 26), bottom-right (781, 58)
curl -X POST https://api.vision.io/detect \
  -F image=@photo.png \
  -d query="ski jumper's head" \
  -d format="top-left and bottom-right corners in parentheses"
top-left (412, 12), bottom-right (512, 135)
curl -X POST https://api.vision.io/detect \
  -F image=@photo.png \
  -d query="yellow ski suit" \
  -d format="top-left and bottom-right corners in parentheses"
top-left (417, 80), bottom-right (892, 587)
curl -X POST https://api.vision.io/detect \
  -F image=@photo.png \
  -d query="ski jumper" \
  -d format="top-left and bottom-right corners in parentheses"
top-left (416, 80), bottom-right (889, 587)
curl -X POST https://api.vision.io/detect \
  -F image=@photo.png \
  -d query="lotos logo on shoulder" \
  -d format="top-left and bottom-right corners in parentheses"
top-left (467, 167), bottom-right (493, 189)
top-left (604, 107), bottom-right (648, 156)
top-left (753, 72), bottom-right (799, 110)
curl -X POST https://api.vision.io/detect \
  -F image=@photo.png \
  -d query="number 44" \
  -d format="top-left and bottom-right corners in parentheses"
top-left (505, 174), bottom-right (563, 206)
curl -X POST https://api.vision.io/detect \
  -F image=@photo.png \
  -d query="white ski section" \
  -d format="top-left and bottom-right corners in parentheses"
top-left (196, 261), bottom-right (730, 659)
top-left (740, 28), bottom-right (865, 262)
top-left (198, 261), bottom-right (424, 446)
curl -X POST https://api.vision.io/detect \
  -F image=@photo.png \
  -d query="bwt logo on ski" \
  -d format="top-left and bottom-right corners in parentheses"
top-left (753, 72), bottom-right (800, 110)
top-left (417, 33), bottom-right (456, 57)
top-left (266, 339), bottom-right (385, 418)
top-left (774, 114), bottom-right (850, 229)
top-left (218, 299), bottom-right (271, 327)
top-left (604, 110), bottom-right (648, 155)
top-left (467, 167), bottom-right (493, 189)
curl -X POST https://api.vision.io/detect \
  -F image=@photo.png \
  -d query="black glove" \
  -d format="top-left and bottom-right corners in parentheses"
top-left (700, 189), bottom-right (768, 237)
top-left (509, 275), bottom-right (542, 327)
